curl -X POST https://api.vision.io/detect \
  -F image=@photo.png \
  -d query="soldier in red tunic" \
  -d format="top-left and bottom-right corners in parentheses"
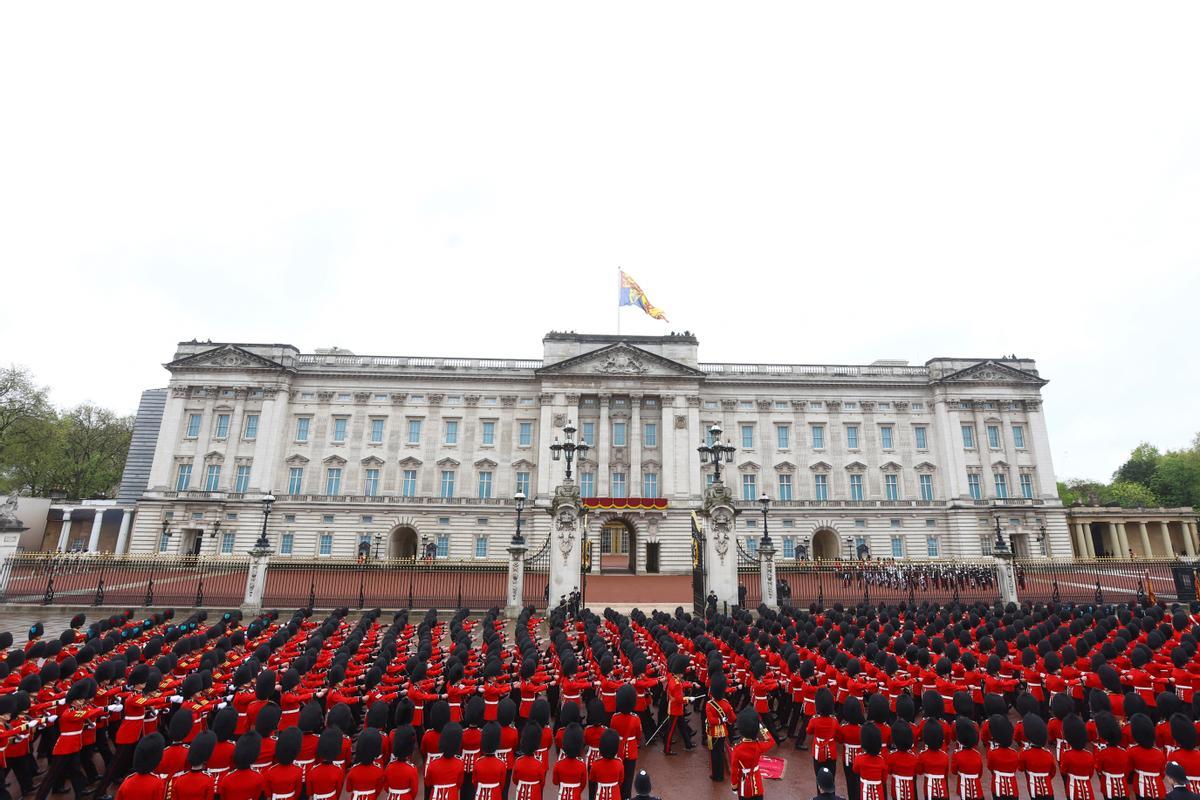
top-left (115, 733), bottom-right (166, 800)
top-left (807, 688), bottom-right (839, 780)
top-left (551, 723), bottom-right (588, 800)
top-left (730, 707), bottom-right (775, 800)
top-left (838, 697), bottom-right (865, 800)
top-left (35, 677), bottom-right (106, 800)
top-left (511, 724), bottom-right (548, 800)
top-left (221, 732), bottom-right (269, 800)
top-left (347, 728), bottom-right (388, 800)
top-left (587, 730), bottom-right (625, 800)
top-left (308, 728), bottom-right (348, 800)
top-left (917, 722), bottom-right (950, 800)
top-left (985, 715), bottom-right (1020, 800)
top-left (852, 723), bottom-right (889, 800)
top-left (1061, 715), bottom-right (1098, 800)
top-left (662, 653), bottom-right (698, 755)
top-left (424, 724), bottom-right (466, 800)
top-left (609, 685), bottom-right (643, 800)
top-left (471, 724), bottom-right (507, 800)
top-left (1096, 712), bottom-right (1132, 800)
top-left (1018, 714), bottom-right (1057, 800)
top-left (1129, 714), bottom-right (1168, 800)
top-left (886, 720), bottom-right (919, 800)
top-left (706, 672), bottom-right (737, 782)
top-left (265, 726), bottom-right (305, 800)
top-left (157, 709), bottom-right (194, 783)
top-left (952, 716), bottom-right (985, 800)
top-left (1170, 715), bottom-right (1200, 794)
top-left (171, 730), bottom-right (216, 800)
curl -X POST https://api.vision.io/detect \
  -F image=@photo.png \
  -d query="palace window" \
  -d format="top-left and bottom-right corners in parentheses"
top-left (176, 464), bottom-right (192, 491)
top-left (478, 471), bottom-right (493, 499)
top-left (994, 473), bottom-right (1009, 499)
top-left (365, 469), bottom-right (380, 497)
top-left (845, 425), bottom-right (859, 450)
top-left (783, 538), bottom-right (795, 558)
top-left (475, 536), bottom-right (489, 558)
top-left (849, 473), bottom-right (864, 501)
top-left (776, 425), bottom-right (790, 450)
top-left (214, 414), bottom-right (230, 439)
top-left (579, 472), bottom-right (595, 498)
top-left (581, 422), bottom-right (596, 446)
top-left (437, 534), bottom-right (449, 557)
top-left (407, 419), bottom-right (422, 444)
top-left (186, 414), bottom-right (202, 438)
top-left (891, 536), bottom-right (904, 557)
top-left (778, 474), bottom-right (793, 502)
top-left (243, 414), bottom-right (259, 439)
top-left (516, 471), bottom-right (531, 496)
top-left (880, 425), bottom-right (894, 450)
top-left (811, 425), bottom-right (825, 449)
top-left (370, 419), bottom-right (385, 444)
top-left (919, 474), bottom-right (934, 501)
top-left (885, 474), bottom-right (899, 501)
top-left (444, 420), bottom-right (459, 445)
top-left (642, 472), bottom-right (659, 498)
top-left (325, 468), bottom-right (342, 496)
top-left (611, 472), bottom-right (627, 498)
top-left (296, 417), bottom-right (310, 442)
top-left (280, 533), bottom-right (294, 555)
top-left (332, 417), bottom-right (348, 443)
top-left (440, 470), bottom-right (456, 498)
top-left (814, 474), bottom-right (828, 501)
top-left (961, 425), bottom-right (975, 449)
top-left (221, 533), bottom-right (235, 554)
top-left (643, 422), bottom-right (657, 447)
top-left (319, 534), bottom-right (333, 556)
top-left (235, 465), bottom-right (251, 493)
top-left (1012, 424), bottom-right (1026, 449)
top-left (1020, 474), bottom-right (1034, 499)
top-left (741, 425), bottom-right (755, 449)
top-left (926, 535), bottom-right (941, 557)
top-left (967, 473), bottom-right (981, 500)
top-left (518, 421), bottom-right (533, 447)
top-left (742, 473), bottom-right (757, 501)
top-left (205, 464), bottom-right (221, 491)
top-left (402, 470), bottom-right (417, 497)
top-left (914, 425), bottom-right (928, 450)
top-left (612, 422), bottom-right (627, 447)
top-left (481, 421), bottom-right (495, 445)
top-left (987, 425), bottom-right (1001, 449)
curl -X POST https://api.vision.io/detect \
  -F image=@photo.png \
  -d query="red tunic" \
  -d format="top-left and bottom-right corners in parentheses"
top-left (609, 712), bottom-right (643, 761)
top-left (807, 715), bottom-right (839, 763)
top-left (551, 756), bottom-right (588, 800)
top-left (52, 706), bottom-right (104, 755)
top-left (423, 757), bottom-right (464, 800)
top-left (837, 723), bottom-right (863, 769)
top-left (308, 763), bottom-right (346, 800)
top-left (1171, 749), bottom-right (1200, 794)
top-left (886, 750), bottom-right (918, 800)
top-left (1095, 745), bottom-right (1131, 799)
top-left (951, 748), bottom-right (984, 800)
top-left (220, 768), bottom-right (268, 800)
top-left (987, 747), bottom-right (1021, 798)
top-left (730, 739), bottom-right (775, 798)
top-left (588, 758), bottom-right (624, 800)
top-left (1020, 746), bottom-right (1057, 798)
top-left (114, 694), bottom-right (154, 745)
top-left (917, 748), bottom-right (950, 799)
top-left (344, 763), bottom-right (386, 800)
top-left (853, 753), bottom-right (889, 800)
top-left (1128, 745), bottom-right (1166, 799)
top-left (471, 756), bottom-right (507, 800)
top-left (158, 745), bottom-right (189, 781)
top-left (115, 773), bottom-right (166, 800)
top-left (511, 755), bottom-right (547, 800)
top-left (1060, 748), bottom-right (1097, 800)
top-left (264, 764), bottom-right (304, 800)
top-left (172, 769), bottom-right (215, 800)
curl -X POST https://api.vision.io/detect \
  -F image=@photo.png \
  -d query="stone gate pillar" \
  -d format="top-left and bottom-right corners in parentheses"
top-left (547, 483), bottom-right (584, 610)
top-left (506, 541), bottom-right (527, 617)
top-left (700, 482), bottom-right (739, 611)
top-left (993, 542), bottom-right (1019, 606)
top-left (242, 543), bottom-right (272, 612)
top-left (759, 538), bottom-right (779, 611)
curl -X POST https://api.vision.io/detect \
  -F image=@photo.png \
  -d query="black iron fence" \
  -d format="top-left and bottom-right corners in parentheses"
top-left (0, 553), bottom-right (250, 608)
top-left (522, 536), bottom-right (551, 606)
top-left (261, 557), bottom-right (510, 610)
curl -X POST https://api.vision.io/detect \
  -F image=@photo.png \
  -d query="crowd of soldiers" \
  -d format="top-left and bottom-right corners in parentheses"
top-left (4, 596), bottom-right (1200, 800)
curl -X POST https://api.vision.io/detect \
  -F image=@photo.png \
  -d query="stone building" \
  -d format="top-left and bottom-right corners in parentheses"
top-left (125, 332), bottom-right (1072, 572)
top-left (1065, 507), bottom-right (1199, 559)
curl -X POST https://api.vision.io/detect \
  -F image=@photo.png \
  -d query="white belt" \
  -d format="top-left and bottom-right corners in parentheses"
top-left (351, 791), bottom-right (375, 800)
top-left (312, 793), bottom-right (337, 800)
top-left (60, 731), bottom-right (82, 737)
top-left (124, 716), bottom-right (144, 722)
top-left (296, 759), bottom-right (314, 766)
top-left (273, 793), bottom-right (296, 800)
top-left (485, 700), bottom-right (498, 706)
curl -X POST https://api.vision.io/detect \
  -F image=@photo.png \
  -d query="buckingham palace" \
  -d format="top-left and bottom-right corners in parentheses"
top-left (123, 331), bottom-right (1072, 573)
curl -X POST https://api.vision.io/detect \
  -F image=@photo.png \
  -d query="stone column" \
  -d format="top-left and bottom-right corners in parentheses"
top-left (660, 395), bottom-right (677, 498)
top-left (1072, 523), bottom-right (1087, 557)
top-left (114, 510), bottom-right (134, 555)
top-left (251, 388), bottom-right (284, 493)
top-left (56, 510), bottom-right (73, 552)
top-left (86, 510), bottom-right (105, 553)
top-left (1116, 522), bottom-right (1131, 560)
top-left (630, 395), bottom-right (642, 497)
top-left (933, 398), bottom-right (967, 498)
top-left (1023, 400), bottom-right (1059, 497)
top-left (547, 484), bottom-right (583, 609)
top-left (1185, 521), bottom-right (1198, 558)
top-left (148, 389), bottom-right (188, 489)
top-left (687, 399), bottom-right (702, 499)
top-left (1187, 521), bottom-right (1200, 557)
top-left (1105, 522), bottom-right (1119, 558)
top-left (759, 537), bottom-right (778, 611)
top-left (0, 528), bottom-right (24, 597)
top-left (1137, 521), bottom-right (1153, 559)
top-left (242, 544), bottom-right (273, 612)
top-left (995, 550), bottom-right (1019, 605)
top-left (597, 396), bottom-right (610, 496)
top-left (505, 540), bottom-right (527, 618)
top-left (701, 484), bottom-right (739, 610)
top-left (535, 393), bottom-right (557, 499)
top-left (1161, 521), bottom-right (1176, 558)
top-left (1080, 523), bottom-right (1096, 558)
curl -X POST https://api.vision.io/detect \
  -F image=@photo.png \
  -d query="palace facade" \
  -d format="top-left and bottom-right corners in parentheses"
top-left (126, 332), bottom-right (1072, 572)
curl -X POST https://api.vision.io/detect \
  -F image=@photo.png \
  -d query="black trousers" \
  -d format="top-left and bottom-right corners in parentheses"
top-left (843, 760), bottom-right (861, 800)
top-left (621, 759), bottom-right (637, 800)
top-left (35, 753), bottom-right (86, 800)
top-left (10, 754), bottom-right (37, 795)
top-left (710, 737), bottom-right (728, 782)
top-left (663, 713), bottom-right (695, 754)
top-left (0, 766), bottom-right (11, 800)
top-left (94, 742), bottom-right (134, 798)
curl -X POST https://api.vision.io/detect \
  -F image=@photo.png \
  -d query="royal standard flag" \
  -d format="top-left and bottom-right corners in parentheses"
top-left (618, 270), bottom-right (669, 321)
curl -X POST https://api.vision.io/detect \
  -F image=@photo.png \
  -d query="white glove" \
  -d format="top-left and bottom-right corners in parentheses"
top-left (169, 695), bottom-right (183, 703)
top-left (58, 699), bottom-right (66, 705)
top-left (218, 702), bottom-right (228, 709)
top-left (47, 715), bottom-right (58, 724)
top-left (107, 704), bottom-right (123, 712)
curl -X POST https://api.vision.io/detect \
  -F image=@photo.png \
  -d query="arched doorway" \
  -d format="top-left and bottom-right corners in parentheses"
top-left (599, 519), bottom-right (636, 574)
top-left (389, 526), bottom-right (418, 559)
top-left (812, 529), bottom-right (840, 560)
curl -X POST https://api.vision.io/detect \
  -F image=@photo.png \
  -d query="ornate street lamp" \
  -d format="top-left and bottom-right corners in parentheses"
top-left (759, 493), bottom-right (772, 545)
top-left (512, 491), bottom-right (527, 545)
top-left (697, 424), bottom-right (736, 484)
top-left (373, 532), bottom-right (382, 560)
top-left (255, 492), bottom-right (275, 550)
top-left (550, 421), bottom-right (590, 482)
top-left (209, 518), bottom-right (222, 539)
top-left (993, 516), bottom-right (1009, 554)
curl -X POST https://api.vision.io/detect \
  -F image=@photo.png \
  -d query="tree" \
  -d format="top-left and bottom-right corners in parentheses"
top-left (1113, 442), bottom-right (1162, 486)
top-left (1058, 479), bottom-right (1107, 506)
top-left (0, 414), bottom-right (66, 496)
top-left (1100, 481), bottom-right (1160, 508)
top-left (1150, 448), bottom-right (1200, 509)
top-left (55, 404), bottom-right (133, 499)
top-left (0, 365), bottom-right (50, 447)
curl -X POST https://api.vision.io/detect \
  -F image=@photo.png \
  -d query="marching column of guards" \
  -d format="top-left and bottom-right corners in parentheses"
top-left (6, 597), bottom-right (1200, 800)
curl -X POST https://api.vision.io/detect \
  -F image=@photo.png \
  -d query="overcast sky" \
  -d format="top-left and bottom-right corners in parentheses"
top-left (2, 2), bottom-right (1197, 483)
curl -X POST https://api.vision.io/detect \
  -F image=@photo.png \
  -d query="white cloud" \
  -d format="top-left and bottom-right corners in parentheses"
top-left (2, 1), bottom-right (1198, 481)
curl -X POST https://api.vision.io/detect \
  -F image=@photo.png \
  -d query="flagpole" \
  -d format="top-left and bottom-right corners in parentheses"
top-left (616, 267), bottom-right (621, 336)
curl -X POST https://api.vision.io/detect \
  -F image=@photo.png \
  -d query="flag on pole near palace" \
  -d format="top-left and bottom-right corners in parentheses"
top-left (618, 269), bottom-right (669, 321)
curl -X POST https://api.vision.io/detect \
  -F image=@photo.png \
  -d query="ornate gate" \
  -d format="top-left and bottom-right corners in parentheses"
top-left (691, 512), bottom-right (706, 616)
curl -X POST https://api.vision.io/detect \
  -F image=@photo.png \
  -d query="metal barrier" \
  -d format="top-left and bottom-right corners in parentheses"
top-left (522, 536), bottom-right (551, 606)
top-left (0, 552), bottom-right (250, 608)
top-left (259, 557), bottom-right (510, 610)
top-left (1012, 557), bottom-right (1187, 605)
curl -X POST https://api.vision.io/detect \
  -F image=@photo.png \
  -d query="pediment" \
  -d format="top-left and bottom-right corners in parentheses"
top-left (844, 460), bottom-right (867, 472)
top-left (398, 456), bottom-right (423, 468)
top-left (991, 459), bottom-right (1010, 470)
top-left (204, 450), bottom-right (224, 462)
top-left (285, 454), bottom-right (310, 466)
top-left (322, 455), bottom-right (347, 466)
top-left (535, 342), bottom-right (705, 378)
top-left (809, 460), bottom-right (832, 472)
top-left (914, 461), bottom-right (937, 472)
top-left (437, 457), bottom-right (461, 467)
top-left (642, 458), bottom-right (662, 470)
top-left (936, 360), bottom-right (1046, 386)
top-left (879, 461), bottom-right (903, 472)
top-left (738, 460), bottom-right (761, 472)
top-left (474, 458), bottom-right (499, 469)
top-left (360, 455), bottom-right (385, 467)
top-left (167, 344), bottom-right (289, 372)
top-left (510, 459), bottom-right (536, 470)
top-left (773, 460), bottom-right (796, 473)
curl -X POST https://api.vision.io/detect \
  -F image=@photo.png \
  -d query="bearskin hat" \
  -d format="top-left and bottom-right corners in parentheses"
top-left (187, 730), bottom-right (216, 769)
top-left (133, 733), bottom-right (165, 775)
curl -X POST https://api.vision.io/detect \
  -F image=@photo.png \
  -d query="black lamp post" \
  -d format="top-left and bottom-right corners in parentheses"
top-left (697, 424), bottom-right (736, 484)
top-left (550, 421), bottom-right (590, 482)
top-left (993, 516), bottom-right (1008, 553)
top-left (373, 532), bottom-right (382, 560)
top-left (758, 493), bottom-right (772, 545)
top-left (512, 491), bottom-right (526, 545)
top-left (1037, 522), bottom-right (1047, 554)
top-left (161, 518), bottom-right (171, 542)
top-left (209, 518), bottom-right (221, 539)
top-left (255, 492), bottom-right (275, 550)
